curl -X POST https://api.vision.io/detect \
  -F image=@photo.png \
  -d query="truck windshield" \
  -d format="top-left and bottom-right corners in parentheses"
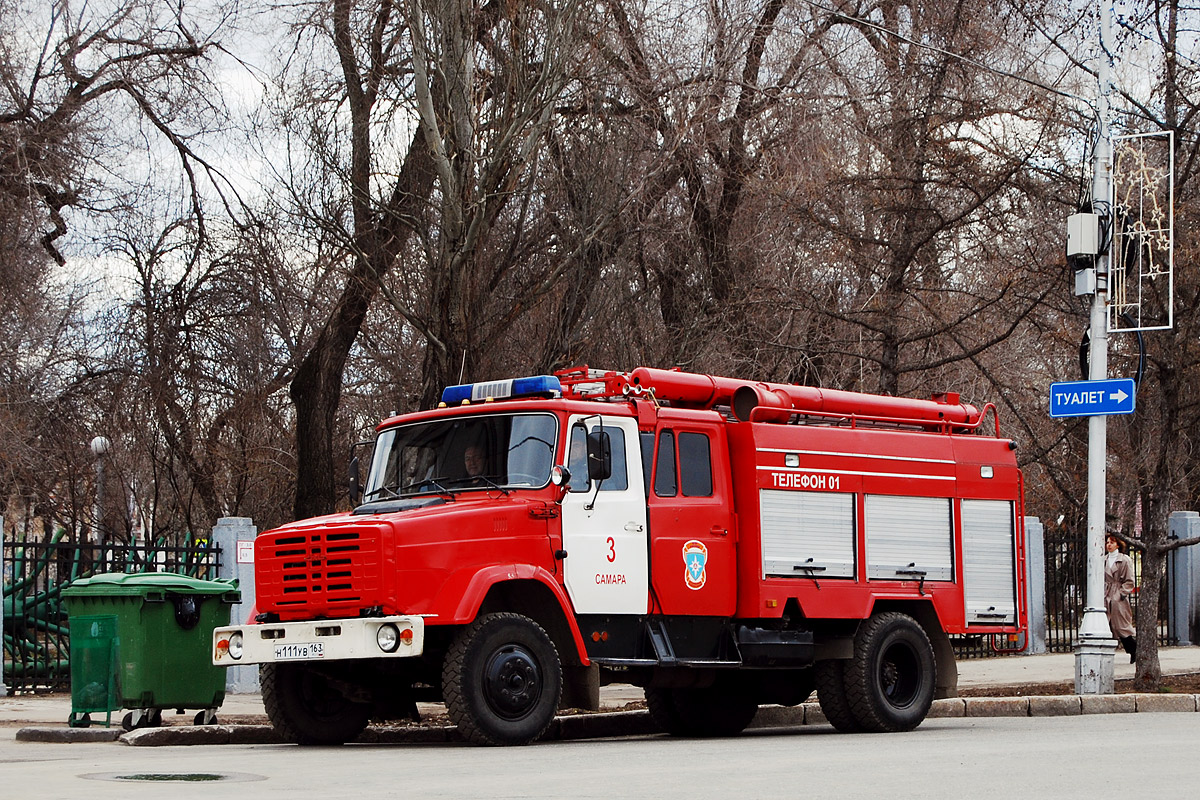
top-left (363, 413), bottom-right (559, 499)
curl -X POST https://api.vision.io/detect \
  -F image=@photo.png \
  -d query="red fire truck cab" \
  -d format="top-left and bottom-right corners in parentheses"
top-left (214, 367), bottom-right (1026, 745)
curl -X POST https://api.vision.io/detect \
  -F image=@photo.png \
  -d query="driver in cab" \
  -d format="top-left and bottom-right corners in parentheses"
top-left (461, 444), bottom-right (487, 486)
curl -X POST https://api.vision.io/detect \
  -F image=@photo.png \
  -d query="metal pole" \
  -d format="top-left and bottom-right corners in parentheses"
top-left (1075, 0), bottom-right (1118, 695)
top-left (89, 436), bottom-right (110, 546)
top-left (1, 517), bottom-right (8, 697)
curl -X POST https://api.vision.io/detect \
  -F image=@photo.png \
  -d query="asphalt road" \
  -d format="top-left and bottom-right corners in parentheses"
top-left (4, 713), bottom-right (1198, 799)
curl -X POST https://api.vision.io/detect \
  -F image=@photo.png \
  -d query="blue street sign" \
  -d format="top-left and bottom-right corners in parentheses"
top-left (1049, 378), bottom-right (1136, 418)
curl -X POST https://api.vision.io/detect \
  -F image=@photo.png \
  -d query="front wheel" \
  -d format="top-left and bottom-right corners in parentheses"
top-left (261, 663), bottom-right (370, 745)
top-left (842, 612), bottom-right (936, 732)
top-left (442, 613), bottom-right (562, 746)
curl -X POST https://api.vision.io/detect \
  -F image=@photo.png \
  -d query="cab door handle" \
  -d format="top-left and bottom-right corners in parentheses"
top-left (711, 525), bottom-right (728, 536)
top-left (624, 522), bottom-right (644, 533)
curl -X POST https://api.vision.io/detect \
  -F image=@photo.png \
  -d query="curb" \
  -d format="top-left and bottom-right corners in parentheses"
top-left (15, 693), bottom-right (1200, 746)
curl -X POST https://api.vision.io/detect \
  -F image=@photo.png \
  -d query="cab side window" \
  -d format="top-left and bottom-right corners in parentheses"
top-left (640, 431), bottom-right (655, 495)
top-left (600, 429), bottom-right (629, 491)
top-left (567, 425), bottom-right (589, 492)
top-left (568, 423), bottom-right (629, 492)
top-left (654, 430), bottom-right (677, 497)
top-left (678, 432), bottom-right (713, 497)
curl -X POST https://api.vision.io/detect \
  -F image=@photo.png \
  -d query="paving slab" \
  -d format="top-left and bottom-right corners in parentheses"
top-left (927, 698), bottom-right (966, 718)
top-left (1131, 693), bottom-right (1199, 713)
top-left (16, 726), bottom-right (123, 743)
top-left (1081, 694), bottom-right (1136, 714)
top-left (748, 705), bottom-right (806, 729)
top-left (1029, 696), bottom-right (1081, 716)
top-left (964, 697), bottom-right (1029, 717)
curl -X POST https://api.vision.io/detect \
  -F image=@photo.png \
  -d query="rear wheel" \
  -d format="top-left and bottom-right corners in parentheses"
top-left (261, 663), bottom-right (370, 745)
top-left (442, 613), bottom-right (562, 746)
top-left (814, 659), bottom-right (862, 732)
top-left (842, 612), bottom-right (935, 732)
top-left (645, 687), bottom-right (686, 736)
top-left (648, 684), bottom-right (758, 738)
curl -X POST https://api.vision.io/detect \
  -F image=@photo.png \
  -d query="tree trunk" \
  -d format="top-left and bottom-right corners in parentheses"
top-left (290, 279), bottom-right (376, 520)
top-left (1133, 531), bottom-right (1166, 690)
top-left (290, 137), bottom-right (435, 520)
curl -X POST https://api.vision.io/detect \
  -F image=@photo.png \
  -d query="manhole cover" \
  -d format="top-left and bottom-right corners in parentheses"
top-left (81, 772), bottom-right (265, 783)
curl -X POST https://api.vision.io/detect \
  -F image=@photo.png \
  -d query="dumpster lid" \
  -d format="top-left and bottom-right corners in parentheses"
top-left (63, 572), bottom-right (240, 597)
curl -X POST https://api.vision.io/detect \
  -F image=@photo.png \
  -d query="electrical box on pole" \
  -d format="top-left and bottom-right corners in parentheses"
top-left (1068, 213), bottom-right (1101, 296)
top-left (1067, 213), bottom-right (1100, 257)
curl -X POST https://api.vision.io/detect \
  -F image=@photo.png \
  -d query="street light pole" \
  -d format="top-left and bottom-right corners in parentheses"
top-left (1075, 0), bottom-right (1118, 694)
top-left (90, 436), bottom-right (111, 547)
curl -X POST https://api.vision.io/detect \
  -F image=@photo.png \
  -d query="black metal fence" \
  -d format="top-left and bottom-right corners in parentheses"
top-left (955, 526), bottom-right (1173, 660)
top-left (1043, 525), bottom-right (1086, 653)
top-left (2, 539), bottom-right (222, 693)
top-left (1043, 527), bottom-right (1171, 653)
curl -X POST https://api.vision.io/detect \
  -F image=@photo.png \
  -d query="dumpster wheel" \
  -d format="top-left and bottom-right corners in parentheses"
top-left (122, 709), bottom-right (163, 731)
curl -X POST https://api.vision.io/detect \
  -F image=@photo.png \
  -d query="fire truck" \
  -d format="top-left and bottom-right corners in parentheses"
top-left (213, 366), bottom-right (1026, 745)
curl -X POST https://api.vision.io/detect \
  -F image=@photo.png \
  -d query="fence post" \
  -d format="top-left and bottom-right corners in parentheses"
top-left (1168, 511), bottom-right (1200, 646)
top-left (1023, 516), bottom-right (1047, 654)
top-left (1, 517), bottom-right (7, 697)
top-left (212, 517), bottom-right (259, 694)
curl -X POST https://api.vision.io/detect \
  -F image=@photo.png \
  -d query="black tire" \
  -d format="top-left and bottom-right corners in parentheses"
top-left (755, 669), bottom-right (816, 707)
top-left (814, 659), bottom-right (862, 732)
top-left (120, 709), bottom-right (161, 731)
top-left (261, 662), bottom-right (370, 745)
top-left (842, 612), bottom-right (936, 733)
top-left (442, 613), bottom-right (562, 746)
top-left (645, 687), bottom-right (687, 736)
top-left (649, 685), bottom-right (758, 738)
top-left (783, 671), bottom-right (815, 706)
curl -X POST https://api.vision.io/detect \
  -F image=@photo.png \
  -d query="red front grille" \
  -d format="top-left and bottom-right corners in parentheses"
top-left (257, 524), bottom-right (384, 619)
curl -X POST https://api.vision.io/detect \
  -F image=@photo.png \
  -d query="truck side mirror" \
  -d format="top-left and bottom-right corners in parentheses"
top-left (586, 431), bottom-right (612, 482)
top-left (348, 455), bottom-right (362, 505)
top-left (348, 438), bottom-right (373, 506)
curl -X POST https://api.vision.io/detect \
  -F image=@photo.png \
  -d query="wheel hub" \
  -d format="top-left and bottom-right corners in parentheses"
top-left (879, 642), bottom-right (919, 707)
top-left (484, 644), bottom-right (542, 719)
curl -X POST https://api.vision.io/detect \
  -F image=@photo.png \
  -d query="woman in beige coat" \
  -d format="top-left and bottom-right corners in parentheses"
top-left (1105, 534), bottom-right (1137, 662)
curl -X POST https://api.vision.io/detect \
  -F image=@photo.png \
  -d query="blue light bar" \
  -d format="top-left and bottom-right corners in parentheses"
top-left (440, 375), bottom-right (563, 405)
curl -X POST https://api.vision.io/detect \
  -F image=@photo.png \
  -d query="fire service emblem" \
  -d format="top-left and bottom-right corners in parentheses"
top-left (683, 540), bottom-right (707, 590)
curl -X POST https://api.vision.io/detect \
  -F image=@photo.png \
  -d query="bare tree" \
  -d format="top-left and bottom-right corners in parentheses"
top-left (770, 1), bottom-right (1076, 397)
top-left (0, 0), bottom-right (228, 539)
top-left (283, 0), bottom-right (437, 519)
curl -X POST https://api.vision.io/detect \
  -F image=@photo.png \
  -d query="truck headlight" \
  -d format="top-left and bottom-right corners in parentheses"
top-left (228, 632), bottom-right (244, 660)
top-left (377, 623), bottom-right (400, 653)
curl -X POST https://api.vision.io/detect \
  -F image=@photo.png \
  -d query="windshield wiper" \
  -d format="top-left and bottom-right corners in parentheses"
top-left (397, 477), bottom-right (457, 499)
top-left (474, 476), bottom-right (511, 496)
top-left (362, 484), bottom-right (401, 501)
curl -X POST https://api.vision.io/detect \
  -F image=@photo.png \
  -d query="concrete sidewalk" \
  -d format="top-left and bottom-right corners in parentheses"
top-left (4, 646), bottom-right (1198, 744)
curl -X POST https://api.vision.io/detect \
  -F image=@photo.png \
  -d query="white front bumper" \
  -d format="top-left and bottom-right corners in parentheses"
top-left (212, 616), bottom-right (425, 666)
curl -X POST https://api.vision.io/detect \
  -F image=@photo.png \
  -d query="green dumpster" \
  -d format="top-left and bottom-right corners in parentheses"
top-left (62, 573), bottom-right (241, 730)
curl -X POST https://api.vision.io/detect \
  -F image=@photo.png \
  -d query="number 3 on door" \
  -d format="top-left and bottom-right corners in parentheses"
top-left (606, 536), bottom-right (616, 562)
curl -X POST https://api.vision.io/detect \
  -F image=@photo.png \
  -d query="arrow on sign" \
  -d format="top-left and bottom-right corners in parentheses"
top-left (1111, 389), bottom-right (1128, 403)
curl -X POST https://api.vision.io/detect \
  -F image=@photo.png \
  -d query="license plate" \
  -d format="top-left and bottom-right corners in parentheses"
top-left (274, 642), bottom-right (324, 661)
